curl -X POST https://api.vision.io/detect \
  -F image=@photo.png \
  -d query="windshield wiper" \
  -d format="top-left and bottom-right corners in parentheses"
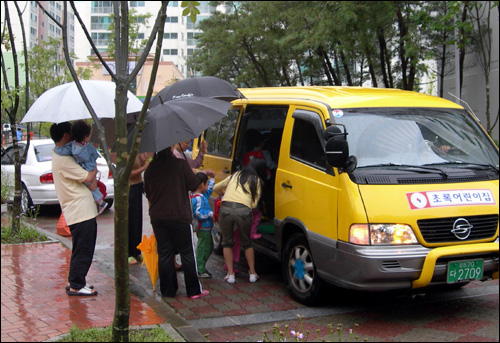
top-left (359, 163), bottom-right (448, 178)
top-left (425, 162), bottom-right (499, 173)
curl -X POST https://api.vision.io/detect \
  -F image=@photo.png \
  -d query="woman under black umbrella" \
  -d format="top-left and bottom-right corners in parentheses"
top-left (143, 146), bottom-right (209, 299)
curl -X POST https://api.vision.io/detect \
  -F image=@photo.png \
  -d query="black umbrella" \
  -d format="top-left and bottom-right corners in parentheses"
top-left (139, 97), bottom-right (229, 153)
top-left (149, 76), bottom-right (243, 108)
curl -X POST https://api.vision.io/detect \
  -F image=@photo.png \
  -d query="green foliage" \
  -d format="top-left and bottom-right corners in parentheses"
top-left (106, 9), bottom-right (152, 59)
top-left (1, 169), bottom-right (13, 204)
top-left (187, 1), bottom-right (493, 92)
top-left (57, 325), bottom-right (175, 342)
top-left (182, 1), bottom-right (201, 24)
top-left (23, 37), bottom-right (75, 99)
top-left (1, 216), bottom-right (49, 244)
top-left (39, 122), bottom-right (53, 138)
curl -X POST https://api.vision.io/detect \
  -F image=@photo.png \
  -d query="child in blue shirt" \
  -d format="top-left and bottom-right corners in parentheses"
top-left (191, 172), bottom-right (215, 278)
top-left (54, 120), bottom-right (107, 215)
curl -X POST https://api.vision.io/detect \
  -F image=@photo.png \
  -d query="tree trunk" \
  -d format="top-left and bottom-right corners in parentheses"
top-left (365, 48), bottom-right (378, 87)
top-left (318, 46), bottom-right (340, 85)
top-left (396, 6), bottom-right (408, 89)
top-left (111, 3), bottom-right (131, 341)
top-left (339, 49), bottom-right (353, 86)
top-left (438, 40), bottom-right (447, 98)
top-left (243, 37), bottom-right (270, 86)
top-left (377, 27), bottom-right (390, 88)
top-left (458, 2), bottom-right (469, 95)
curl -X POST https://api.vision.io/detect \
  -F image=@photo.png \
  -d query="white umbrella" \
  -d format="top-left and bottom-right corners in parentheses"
top-left (21, 80), bottom-right (144, 124)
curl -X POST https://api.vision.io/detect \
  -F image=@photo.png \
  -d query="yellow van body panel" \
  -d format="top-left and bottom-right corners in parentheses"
top-left (354, 180), bottom-right (500, 247)
top-left (236, 87), bottom-right (464, 110)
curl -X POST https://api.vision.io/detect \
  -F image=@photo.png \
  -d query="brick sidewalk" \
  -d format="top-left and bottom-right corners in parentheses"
top-left (1, 242), bottom-right (165, 342)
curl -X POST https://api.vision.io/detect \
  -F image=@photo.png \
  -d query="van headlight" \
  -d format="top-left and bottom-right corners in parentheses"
top-left (350, 224), bottom-right (418, 245)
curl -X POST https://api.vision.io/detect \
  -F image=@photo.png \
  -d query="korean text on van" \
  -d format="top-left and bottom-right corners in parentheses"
top-left (197, 87), bottom-right (499, 305)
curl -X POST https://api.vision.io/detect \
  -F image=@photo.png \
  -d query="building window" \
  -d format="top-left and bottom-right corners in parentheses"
top-left (91, 1), bottom-right (113, 14)
top-left (163, 32), bottom-right (178, 39)
top-left (187, 32), bottom-right (201, 46)
top-left (186, 15), bottom-right (207, 29)
top-left (166, 16), bottom-right (178, 23)
top-left (130, 1), bottom-right (145, 7)
top-left (168, 1), bottom-right (178, 7)
top-left (91, 32), bottom-right (111, 46)
top-left (91, 16), bottom-right (111, 30)
top-left (163, 49), bottom-right (178, 56)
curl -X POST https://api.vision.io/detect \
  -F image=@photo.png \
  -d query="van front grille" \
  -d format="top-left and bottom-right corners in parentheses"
top-left (417, 215), bottom-right (498, 243)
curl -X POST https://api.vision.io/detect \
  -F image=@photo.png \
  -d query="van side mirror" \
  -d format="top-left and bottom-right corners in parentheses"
top-left (323, 125), bottom-right (357, 173)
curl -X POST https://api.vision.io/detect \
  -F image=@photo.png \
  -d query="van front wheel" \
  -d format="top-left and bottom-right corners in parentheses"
top-left (282, 233), bottom-right (323, 306)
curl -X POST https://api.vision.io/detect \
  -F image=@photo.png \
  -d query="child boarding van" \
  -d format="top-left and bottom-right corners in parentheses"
top-left (196, 86), bottom-right (499, 305)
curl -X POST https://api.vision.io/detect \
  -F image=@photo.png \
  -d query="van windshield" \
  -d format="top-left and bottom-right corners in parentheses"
top-left (332, 108), bottom-right (499, 169)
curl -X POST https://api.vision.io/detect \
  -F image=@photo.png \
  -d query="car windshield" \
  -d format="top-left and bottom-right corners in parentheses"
top-left (34, 144), bottom-right (54, 162)
top-left (331, 108), bottom-right (499, 168)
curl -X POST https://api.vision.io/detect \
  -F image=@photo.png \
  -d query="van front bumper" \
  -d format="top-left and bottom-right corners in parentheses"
top-left (317, 240), bottom-right (499, 292)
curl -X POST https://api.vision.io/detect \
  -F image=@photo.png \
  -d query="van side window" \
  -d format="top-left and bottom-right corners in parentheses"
top-left (204, 108), bottom-right (239, 158)
top-left (290, 118), bottom-right (326, 169)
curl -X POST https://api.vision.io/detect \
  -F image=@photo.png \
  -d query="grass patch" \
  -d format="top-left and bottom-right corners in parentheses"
top-left (57, 325), bottom-right (176, 342)
top-left (1, 213), bottom-right (49, 244)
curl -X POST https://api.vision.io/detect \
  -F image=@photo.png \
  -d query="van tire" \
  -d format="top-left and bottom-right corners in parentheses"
top-left (282, 233), bottom-right (323, 306)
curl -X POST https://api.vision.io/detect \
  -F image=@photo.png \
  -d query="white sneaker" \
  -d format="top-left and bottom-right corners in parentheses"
top-left (224, 273), bottom-right (236, 284)
top-left (249, 273), bottom-right (259, 283)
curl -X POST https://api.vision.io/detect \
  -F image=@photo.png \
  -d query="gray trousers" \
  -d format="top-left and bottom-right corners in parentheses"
top-left (219, 202), bottom-right (253, 250)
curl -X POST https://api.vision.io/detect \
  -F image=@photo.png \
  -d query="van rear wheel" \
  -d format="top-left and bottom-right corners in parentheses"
top-left (282, 233), bottom-right (323, 306)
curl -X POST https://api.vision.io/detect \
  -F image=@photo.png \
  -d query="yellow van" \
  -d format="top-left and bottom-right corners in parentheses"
top-left (197, 86), bottom-right (499, 305)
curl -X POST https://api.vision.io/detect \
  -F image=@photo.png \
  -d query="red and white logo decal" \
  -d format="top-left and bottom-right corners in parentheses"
top-left (406, 189), bottom-right (495, 210)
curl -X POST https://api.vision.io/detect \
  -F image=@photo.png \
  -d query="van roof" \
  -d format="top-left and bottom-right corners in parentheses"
top-left (237, 86), bottom-right (463, 109)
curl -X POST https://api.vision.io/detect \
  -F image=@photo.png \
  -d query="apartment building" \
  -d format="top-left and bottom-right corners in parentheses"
top-left (2, 1), bottom-right (75, 87)
top-left (73, 1), bottom-right (214, 79)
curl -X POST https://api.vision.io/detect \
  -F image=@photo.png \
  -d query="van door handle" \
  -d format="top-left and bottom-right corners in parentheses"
top-left (281, 182), bottom-right (292, 189)
top-left (223, 169), bottom-right (230, 174)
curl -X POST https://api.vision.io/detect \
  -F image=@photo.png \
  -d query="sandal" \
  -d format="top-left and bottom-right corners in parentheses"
top-left (190, 290), bottom-right (210, 299)
top-left (66, 284), bottom-right (94, 292)
top-left (67, 285), bottom-right (98, 296)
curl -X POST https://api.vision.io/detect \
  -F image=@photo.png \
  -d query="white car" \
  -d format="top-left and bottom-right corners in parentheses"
top-left (1, 139), bottom-right (114, 213)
